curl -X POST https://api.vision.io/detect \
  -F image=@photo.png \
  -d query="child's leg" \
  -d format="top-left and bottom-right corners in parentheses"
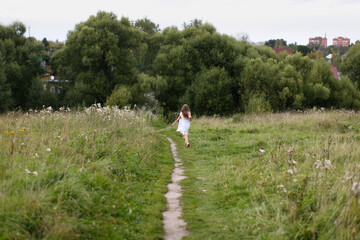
top-left (184, 135), bottom-right (189, 144)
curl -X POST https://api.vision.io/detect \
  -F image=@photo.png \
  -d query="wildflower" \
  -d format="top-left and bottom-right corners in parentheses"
top-left (287, 169), bottom-right (294, 175)
top-left (292, 160), bottom-right (298, 165)
top-left (314, 160), bottom-right (322, 169)
top-left (277, 184), bottom-right (287, 193)
top-left (4, 131), bottom-right (8, 134)
top-left (352, 182), bottom-right (360, 195)
top-left (9, 131), bottom-right (15, 134)
top-left (20, 129), bottom-right (25, 133)
top-left (25, 169), bottom-right (31, 174)
top-left (324, 159), bottom-right (333, 169)
top-left (32, 171), bottom-right (38, 176)
top-left (35, 153), bottom-right (39, 157)
top-left (259, 148), bottom-right (265, 153)
top-left (348, 126), bottom-right (352, 130)
top-left (46, 148), bottom-right (51, 152)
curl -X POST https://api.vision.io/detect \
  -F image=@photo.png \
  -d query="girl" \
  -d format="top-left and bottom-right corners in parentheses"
top-left (172, 104), bottom-right (192, 148)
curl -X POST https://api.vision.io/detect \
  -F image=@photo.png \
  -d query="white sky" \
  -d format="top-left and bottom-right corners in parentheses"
top-left (1, 0), bottom-right (359, 45)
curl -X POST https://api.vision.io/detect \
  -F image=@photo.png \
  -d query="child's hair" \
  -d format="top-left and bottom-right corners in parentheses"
top-left (181, 104), bottom-right (190, 119)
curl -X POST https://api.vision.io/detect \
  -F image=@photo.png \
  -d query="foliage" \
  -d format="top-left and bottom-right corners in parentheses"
top-left (341, 43), bottom-right (360, 87)
top-left (245, 94), bottom-right (272, 114)
top-left (133, 18), bottom-right (162, 74)
top-left (0, 52), bottom-right (12, 113)
top-left (296, 45), bottom-right (312, 56)
top-left (52, 11), bottom-right (146, 106)
top-left (0, 22), bottom-right (51, 111)
top-left (264, 39), bottom-right (287, 48)
top-left (105, 85), bottom-right (131, 107)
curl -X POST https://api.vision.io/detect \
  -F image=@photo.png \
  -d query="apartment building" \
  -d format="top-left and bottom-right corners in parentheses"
top-left (309, 36), bottom-right (327, 48)
top-left (333, 37), bottom-right (350, 47)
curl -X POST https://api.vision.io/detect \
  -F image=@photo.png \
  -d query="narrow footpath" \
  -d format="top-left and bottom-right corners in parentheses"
top-left (162, 137), bottom-right (189, 240)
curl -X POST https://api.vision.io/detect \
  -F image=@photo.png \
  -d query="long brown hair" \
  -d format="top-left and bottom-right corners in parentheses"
top-left (181, 104), bottom-right (190, 119)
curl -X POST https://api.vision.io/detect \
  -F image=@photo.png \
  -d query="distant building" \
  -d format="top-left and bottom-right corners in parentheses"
top-left (273, 48), bottom-right (293, 55)
top-left (309, 36), bottom-right (327, 48)
top-left (333, 37), bottom-right (350, 47)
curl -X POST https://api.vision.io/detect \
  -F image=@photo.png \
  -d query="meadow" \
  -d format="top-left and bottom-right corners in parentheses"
top-left (0, 105), bottom-right (172, 239)
top-left (2, 107), bottom-right (360, 239)
top-left (163, 109), bottom-right (360, 239)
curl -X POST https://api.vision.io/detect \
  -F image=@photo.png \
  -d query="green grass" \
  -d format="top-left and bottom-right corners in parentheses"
top-left (0, 106), bottom-right (173, 239)
top-left (163, 110), bottom-right (360, 239)
top-left (3, 107), bottom-right (360, 239)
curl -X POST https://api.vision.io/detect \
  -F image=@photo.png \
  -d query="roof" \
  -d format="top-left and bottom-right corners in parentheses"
top-left (273, 48), bottom-right (292, 55)
top-left (325, 54), bottom-right (332, 59)
top-left (330, 66), bottom-right (339, 79)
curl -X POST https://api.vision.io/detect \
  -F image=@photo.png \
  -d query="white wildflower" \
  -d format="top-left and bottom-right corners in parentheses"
top-left (46, 148), bottom-right (51, 152)
top-left (292, 160), bottom-right (298, 165)
top-left (259, 148), bottom-right (265, 153)
top-left (288, 169), bottom-right (294, 175)
top-left (348, 126), bottom-right (352, 130)
top-left (314, 160), bottom-right (322, 169)
top-left (32, 171), bottom-right (38, 176)
top-left (324, 159), bottom-right (333, 169)
top-left (25, 169), bottom-right (31, 174)
top-left (352, 182), bottom-right (360, 195)
top-left (35, 153), bottom-right (39, 157)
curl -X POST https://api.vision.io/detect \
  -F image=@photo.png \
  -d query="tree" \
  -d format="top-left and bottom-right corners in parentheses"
top-left (153, 23), bottom-right (245, 115)
top-left (265, 39), bottom-right (287, 48)
top-left (341, 43), bottom-right (360, 87)
top-left (53, 11), bottom-right (145, 106)
top-left (134, 17), bottom-right (163, 74)
top-left (0, 23), bottom-right (45, 109)
top-left (296, 45), bottom-right (312, 56)
top-left (0, 52), bottom-right (12, 112)
top-left (188, 67), bottom-right (234, 115)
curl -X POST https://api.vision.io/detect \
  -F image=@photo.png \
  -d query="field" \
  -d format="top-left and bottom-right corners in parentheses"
top-left (162, 110), bottom-right (360, 239)
top-left (1, 107), bottom-right (360, 239)
top-left (0, 106), bottom-right (172, 239)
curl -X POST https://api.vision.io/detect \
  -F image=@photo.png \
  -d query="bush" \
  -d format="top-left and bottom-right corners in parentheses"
top-left (105, 85), bottom-right (131, 108)
top-left (245, 94), bottom-right (272, 114)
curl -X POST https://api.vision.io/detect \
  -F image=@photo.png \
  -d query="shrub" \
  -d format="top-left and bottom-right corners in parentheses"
top-left (245, 94), bottom-right (272, 114)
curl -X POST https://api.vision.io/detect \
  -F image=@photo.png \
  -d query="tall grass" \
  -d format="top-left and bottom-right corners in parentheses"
top-left (164, 110), bottom-right (360, 239)
top-left (0, 105), bottom-right (173, 239)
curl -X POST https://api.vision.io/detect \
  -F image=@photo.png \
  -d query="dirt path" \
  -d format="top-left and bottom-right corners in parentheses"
top-left (162, 137), bottom-right (189, 240)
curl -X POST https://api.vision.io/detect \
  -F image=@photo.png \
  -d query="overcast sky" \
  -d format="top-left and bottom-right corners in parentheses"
top-left (1, 0), bottom-right (359, 45)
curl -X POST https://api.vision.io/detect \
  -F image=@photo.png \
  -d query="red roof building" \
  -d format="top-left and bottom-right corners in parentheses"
top-left (273, 48), bottom-right (293, 55)
top-left (333, 37), bottom-right (350, 47)
top-left (309, 36), bottom-right (327, 48)
top-left (330, 66), bottom-right (340, 80)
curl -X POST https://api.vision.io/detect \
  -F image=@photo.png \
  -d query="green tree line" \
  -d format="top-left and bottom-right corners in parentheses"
top-left (1, 11), bottom-right (360, 115)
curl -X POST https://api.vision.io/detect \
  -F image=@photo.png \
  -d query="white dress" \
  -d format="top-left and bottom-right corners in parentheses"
top-left (176, 112), bottom-right (191, 135)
